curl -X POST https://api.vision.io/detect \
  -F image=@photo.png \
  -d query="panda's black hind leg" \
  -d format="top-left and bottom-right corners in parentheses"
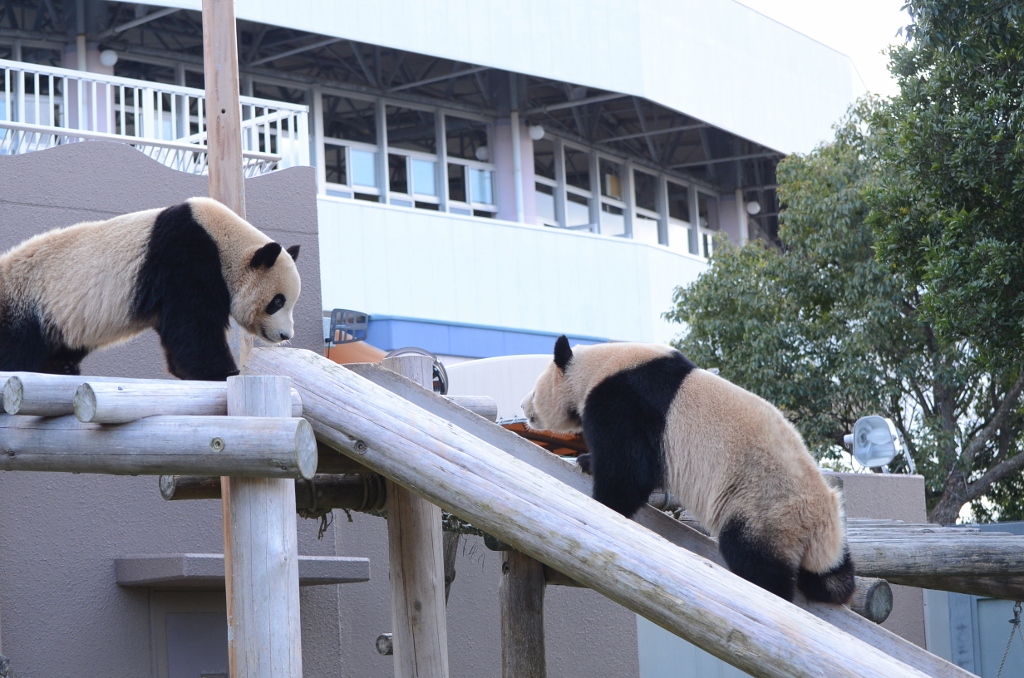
top-left (718, 517), bottom-right (797, 601)
top-left (41, 346), bottom-right (89, 375)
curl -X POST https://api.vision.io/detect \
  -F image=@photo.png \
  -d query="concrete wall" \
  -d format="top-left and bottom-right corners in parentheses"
top-left (0, 141), bottom-right (640, 677)
top-left (317, 195), bottom-right (708, 344)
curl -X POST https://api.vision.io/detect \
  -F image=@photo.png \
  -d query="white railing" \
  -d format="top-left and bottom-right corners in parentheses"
top-left (0, 58), bottom-right (309, 176)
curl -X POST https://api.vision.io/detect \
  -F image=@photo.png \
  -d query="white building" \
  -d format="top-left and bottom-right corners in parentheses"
top-left (1, 0), bottom-right (860, 358)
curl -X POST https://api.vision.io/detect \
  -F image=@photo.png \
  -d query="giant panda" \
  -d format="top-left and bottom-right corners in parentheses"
top-left (0, 197), bottom-right (301, 380)
top-left (521, 335), bottom-right (855, 603)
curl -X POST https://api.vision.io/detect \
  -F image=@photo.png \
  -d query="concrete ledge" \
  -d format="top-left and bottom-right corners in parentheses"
top-left (115, 553), bottom-right (370, 589)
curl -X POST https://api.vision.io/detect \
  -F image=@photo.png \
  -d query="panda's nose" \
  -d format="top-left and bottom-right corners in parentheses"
top-left (280, 332), bottom-right (291, 341)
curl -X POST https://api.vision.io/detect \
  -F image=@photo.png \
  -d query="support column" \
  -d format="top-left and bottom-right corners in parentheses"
top-left (224, 376), bottom-right (303, 678)
top-left (500, 550), bottom-right (547, 678)
top-left (383, 355), bottom-right (450, 678)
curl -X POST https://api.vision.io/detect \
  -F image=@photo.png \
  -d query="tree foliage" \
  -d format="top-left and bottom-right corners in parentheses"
top-left (668, 0), bottom-right (1024, 523)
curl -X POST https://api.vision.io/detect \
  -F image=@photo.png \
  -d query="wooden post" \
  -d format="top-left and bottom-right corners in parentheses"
top-left (382, 355), bottom-right (450, 678)
top-left (500, 550), bottom-right (546, 678)
top-left (201, 0), bottom-right (251, 365)
top-left (223, 375), bottom-right (303, 677)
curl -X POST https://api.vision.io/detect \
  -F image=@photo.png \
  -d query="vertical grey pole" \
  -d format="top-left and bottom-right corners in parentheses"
top-left (224, 375), bottom-right (303, 678)
top-left (500, 550), bottom-right (547, 678)
top-left (383, 355), bottom-right (450, 678)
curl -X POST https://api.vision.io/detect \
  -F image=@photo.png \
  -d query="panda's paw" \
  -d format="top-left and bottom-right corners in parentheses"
top-left (576, 453), bottom-right (593, 475)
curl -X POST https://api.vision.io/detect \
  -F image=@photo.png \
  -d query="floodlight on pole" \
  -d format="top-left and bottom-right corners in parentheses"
top-left (843, 415), bottom-right (916, 474)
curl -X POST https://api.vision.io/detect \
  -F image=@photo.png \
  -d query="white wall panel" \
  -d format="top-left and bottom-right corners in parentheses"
top-left (139, 0), bottom-right (859, 154)
top-left (317, 197), bottom-right (705, 344)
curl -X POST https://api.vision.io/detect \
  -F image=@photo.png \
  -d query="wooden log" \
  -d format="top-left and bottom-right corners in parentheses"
top-left (849, 536), bottom-right (1024, 578)
top-left (246, 348), bottom-right (945, 678)
top-left (3, 372), bottom-right (301, 419)
top-left (160, 473), bottom-right (387, 512)
top-left (884, 574), bottom-right (1024, 600)
top-left (335, 358), bottom-right (968, 678)
top-left (75, 381), bottom-right (302, 423)
top-left (445, 395), bottom-right (497, 422)
top-left (4, 373), bottom-right (157, 416)
top-left (381, 355), bottom-right (450, 678)
top-left (848, 578), bottom-right (892, 625)
top-left (0, 413), bottom-right (316, 478)
top-left (222, 376), bottom-right (303, 678)
top-left (501, 550), bottom-right (546, 678)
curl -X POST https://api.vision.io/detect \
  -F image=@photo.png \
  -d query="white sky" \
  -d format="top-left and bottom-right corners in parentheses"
top-left (737, 0), bottom-right (911, 97)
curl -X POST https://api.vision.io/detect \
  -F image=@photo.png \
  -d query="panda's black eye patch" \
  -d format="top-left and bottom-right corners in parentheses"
top-left (266, 294), bottom-right (286, 315)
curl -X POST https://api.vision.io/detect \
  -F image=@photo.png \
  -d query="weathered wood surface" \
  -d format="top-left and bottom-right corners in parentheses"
top-left (0, 413), bottom-right (316, 478)
top-left (4, 373), bottom-right (158, 416)
top-left (381, 355), bottom-right (450, 678)
top-left (247, 348), bottom-right (949, 678)
top-left (500, 550), bottom-right (547, 678)
top-left (3, 372), bottom-right (301, 419)
top-left (848, 578), bottom-right (892, 625)
top-left (445, 395), bottom-right (498, 422)
top-left (222, 376), bottom-right (303, 678)
top-left (849, 535), bottom-right (1024, 578)
top-left (334, 358), bottom-right (967, 678)
top-left (160, 473), bottom-right (387, 512)
top-left (75, 381), bottom-right (302, 423)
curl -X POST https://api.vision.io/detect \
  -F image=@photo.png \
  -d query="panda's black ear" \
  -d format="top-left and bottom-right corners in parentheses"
top-left (250, 242), bottom-right (283, 269)
top-left (286, 245), bottom-right (300, 262)
top-left (554, 335), bottom-right (573, 371)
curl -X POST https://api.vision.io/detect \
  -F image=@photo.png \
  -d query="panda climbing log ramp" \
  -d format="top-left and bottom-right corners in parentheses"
top-left (246, 348), bottom-right (970, 678)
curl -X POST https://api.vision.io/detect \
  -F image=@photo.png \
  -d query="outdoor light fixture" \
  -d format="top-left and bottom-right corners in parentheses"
top-left (99, 49), bottom-right (119, 67)
top-left (843, 415), bottom-right (916, 474)
top-left (475, 145), bottom-right (490, 162)
top-left (528, 124), bottom-right (546, 141)
top-left (745, 200), bottom-right (761, 216)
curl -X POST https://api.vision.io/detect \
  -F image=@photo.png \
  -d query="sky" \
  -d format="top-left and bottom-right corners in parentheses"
top-left (737, 0), bottom-right (911, 97)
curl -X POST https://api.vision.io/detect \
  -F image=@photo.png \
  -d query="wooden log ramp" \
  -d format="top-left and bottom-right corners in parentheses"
top-left (246, 347), bottom-right (968, 678)
top-left (338, 359), bottom-right (958, 677)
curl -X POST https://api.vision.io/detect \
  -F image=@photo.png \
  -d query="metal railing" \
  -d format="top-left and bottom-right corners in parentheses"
top-left (0, 58), bottom-right (309, 176)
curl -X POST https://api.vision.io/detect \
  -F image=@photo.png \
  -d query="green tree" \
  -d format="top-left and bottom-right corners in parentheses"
top-left (667, 95), bottom-right (1024, 523)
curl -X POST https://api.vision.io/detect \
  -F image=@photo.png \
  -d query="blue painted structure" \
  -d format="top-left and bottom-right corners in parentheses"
top-left (363, 315), bottom-right (606, 358)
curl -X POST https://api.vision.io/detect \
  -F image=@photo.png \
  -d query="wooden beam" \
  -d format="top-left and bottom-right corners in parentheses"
top-left (160, 473), bottom-right (387, 512)
top-left (74, 380), bottom-right (302, 423)
top-left (334, 360), bottom-right (966, 677)
top-left (381, 355), bottom-right (450, 678)
top-left (5, 373), bottom-right (162, 417)
top-left (0, 413), bottom-right (315, 478)
top-left (500, 550), bottom-right (546, 678)
top-left (246, 348), bottom-right (949, 678)
top-left (222, 375), bottom-right (303, 678)
top-left (849, 536), bottom-right (1024, 578)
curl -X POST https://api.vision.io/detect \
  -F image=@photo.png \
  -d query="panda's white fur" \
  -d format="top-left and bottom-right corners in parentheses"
top-left (0, 197), bottom-right (301, 379)
top-left (521, 336), bottom-right (855, 603)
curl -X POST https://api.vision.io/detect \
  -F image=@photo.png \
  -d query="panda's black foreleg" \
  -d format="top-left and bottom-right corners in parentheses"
top-left (581, 399), bottom-right (664, 519)
top-left (156, 305), bottom-right (238, 381)
top-left (718, 517), bottom-right (797, 601)
top-left (41, 346), bottom-right (89, 375)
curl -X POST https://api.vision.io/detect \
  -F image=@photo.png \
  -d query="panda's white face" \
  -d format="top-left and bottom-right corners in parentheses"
top-left (233, 242), bottom-right (302, 344)
top-left (522, 335), bottom-right (585, 434)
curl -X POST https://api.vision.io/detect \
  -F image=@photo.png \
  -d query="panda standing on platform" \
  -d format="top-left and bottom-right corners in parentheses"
top-left (521, 335), bottom-right (855, 604)
top-left (0, 197), bottom-right (301, 380)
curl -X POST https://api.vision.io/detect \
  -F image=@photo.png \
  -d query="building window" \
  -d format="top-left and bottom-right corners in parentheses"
top-left (446, 114), bottom-right (496, 215)
top-left (322, 94), bottom-right (379, 201)
top-left (564, 145), bottom-right (593, 230)
top-left (667, 180), bottom-right (694, 255)
top-left (598, 158), bottom-right (626, 237)
top-left (633, 170), bottom-right (661, 245)
top-left (697, 192), bottom-right (719, 258)
top-left (386, 105), bottom-right (439, 209)
top-left (533, 137), bottom-right (558, 227)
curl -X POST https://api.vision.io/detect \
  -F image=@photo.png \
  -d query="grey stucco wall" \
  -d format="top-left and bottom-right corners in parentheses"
top-left (0, 141), bottom-right (640, 678)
